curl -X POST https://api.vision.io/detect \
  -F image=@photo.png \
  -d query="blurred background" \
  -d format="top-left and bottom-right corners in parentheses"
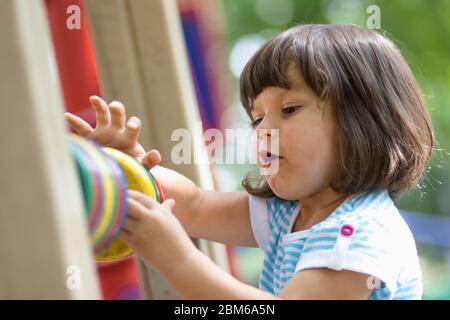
top-left (177, 0), bottom-right (450, 299)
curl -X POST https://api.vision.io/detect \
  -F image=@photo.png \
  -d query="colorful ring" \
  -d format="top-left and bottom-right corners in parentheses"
top-left (72, 136), bottom-right (116, 251)
top-left (68, 136), bottom-right (104, 239)
top-left (102, 148), bottom-right (157, 200)
top-left (96, 150), bottom-right (128, 253)
top-left (96, 148), bottom-right (159, 261)
top-left (68, 135), bottom-right (162, 262)
top-left (68, 141), bottom-right (93, 215)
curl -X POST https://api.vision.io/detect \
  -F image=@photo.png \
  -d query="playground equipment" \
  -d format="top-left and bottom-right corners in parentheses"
top-left (0, 0), bottom-right (228, 299)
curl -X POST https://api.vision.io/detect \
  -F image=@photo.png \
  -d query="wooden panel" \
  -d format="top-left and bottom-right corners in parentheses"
top-left (0, 0), bottom-right (100, 299)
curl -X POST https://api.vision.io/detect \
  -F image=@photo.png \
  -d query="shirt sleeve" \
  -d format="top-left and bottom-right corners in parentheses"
top-left (248, 194), bottom-right (271, 252)
top-left (295, 214), bottom-right (400, 297)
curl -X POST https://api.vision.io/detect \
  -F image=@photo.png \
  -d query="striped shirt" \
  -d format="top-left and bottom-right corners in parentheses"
top-left (249, 190), bottom-right (423, 299)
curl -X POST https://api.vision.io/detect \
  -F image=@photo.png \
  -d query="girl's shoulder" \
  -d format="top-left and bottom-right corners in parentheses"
top-left (307, 189), bottom-right (417, 256)
top-left (316, 189), bottom-right (400, 228)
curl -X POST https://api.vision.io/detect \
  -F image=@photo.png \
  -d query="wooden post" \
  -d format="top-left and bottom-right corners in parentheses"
top-left (0, 0), bottom-right (100, 299)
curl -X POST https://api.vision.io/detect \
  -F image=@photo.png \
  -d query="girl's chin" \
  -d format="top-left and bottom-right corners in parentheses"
top-left (265, 175), bottom-right (294, 199)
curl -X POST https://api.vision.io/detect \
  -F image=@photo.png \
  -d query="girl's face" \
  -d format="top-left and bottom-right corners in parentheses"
top-left (251, 68), bottom-right (340, 201)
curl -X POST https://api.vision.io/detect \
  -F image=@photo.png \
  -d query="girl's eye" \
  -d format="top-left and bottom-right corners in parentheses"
top-left (251, 118), bottom-right (262, 128)
top-left (282, 105), bottom-right (301, 114)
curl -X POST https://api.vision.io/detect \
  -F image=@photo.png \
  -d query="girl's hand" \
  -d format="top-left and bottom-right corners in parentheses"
top-left (119, 190), bottom-right (198, 275)
top-left (64, 96), bottom-right (161, 170)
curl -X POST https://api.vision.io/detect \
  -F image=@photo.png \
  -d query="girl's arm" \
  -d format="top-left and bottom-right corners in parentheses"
top-left (122, 191), bottom-right (373, 300)
top-left (150, 165), bottom-right (256, 247)
top-left (66, 96), bottom-right (256, 247)
top-left (167, 249), bottom-right (373, 299)
top-left (166, 248), bottom-right (278, 299)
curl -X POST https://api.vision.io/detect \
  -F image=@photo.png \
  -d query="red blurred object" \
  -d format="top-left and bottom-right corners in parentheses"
top-left (96, 257), bottom-right (142, 300)
top-left (45, 0), bottom-right (98, 127)
top-left (45, 0), bottom-right (141, 299)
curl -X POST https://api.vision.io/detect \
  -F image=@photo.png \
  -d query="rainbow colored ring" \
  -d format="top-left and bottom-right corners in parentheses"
top-left (68, 134), bottom-right (162, 262)
top-left (68, 136), bottom-right (105, 246)
top-left (96, 151), bottom-right (128, 253)
top-left (69, 135), bottom-right (117, 251)
top-left (96, 147), bottom-right (159, 262)
top-left (75, 137), bottom-right (117, 251)
top-left (74, 142), bottom-right (105, 238)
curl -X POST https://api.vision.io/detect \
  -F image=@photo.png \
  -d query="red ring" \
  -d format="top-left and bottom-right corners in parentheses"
top-left (150, 171), bottom-right (165, 203)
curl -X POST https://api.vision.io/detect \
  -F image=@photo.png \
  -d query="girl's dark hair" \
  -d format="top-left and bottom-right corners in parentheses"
top-left (240, 24), bottom-right (434, 200)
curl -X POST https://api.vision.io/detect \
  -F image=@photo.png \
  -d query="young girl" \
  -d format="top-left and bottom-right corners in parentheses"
top-left (65, 24), bottom-right (433, 299)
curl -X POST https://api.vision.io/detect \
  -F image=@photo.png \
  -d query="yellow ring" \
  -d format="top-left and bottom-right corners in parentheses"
top-left (102, 148), bottom-right (157, 199)
top-left (96, 148), bottom-right (158, 261)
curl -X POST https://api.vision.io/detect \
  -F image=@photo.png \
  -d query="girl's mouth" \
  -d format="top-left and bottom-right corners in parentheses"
top-left (258, 151), bottom-right (283, 168)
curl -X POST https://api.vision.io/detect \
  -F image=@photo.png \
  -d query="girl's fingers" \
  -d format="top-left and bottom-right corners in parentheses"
top-left (118, 229), bottom-right (132, 243)
top-left (64, 113), bottom-right (94, 137)
top-left (90, 96), bottom-right (111, 128)
top-left (126, 196), bottom-right (151, 220)
top-left (109, 101), bottom-right (126, 129)
top-left (161, 198), bottom-right (176, 211)
top-left (142, 149), bottom-right (162, 170)
top-left (123, 216), bottom-right (138, 231)
top-left (123, 117), bottom-right (141, 145)
top-left (127, 190), bottom-right (158, 209)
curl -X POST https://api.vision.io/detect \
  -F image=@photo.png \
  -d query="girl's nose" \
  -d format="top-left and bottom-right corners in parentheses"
top-left (255, 115), bottom-right (279, 139)
top-left (256, 118), bottom-right (272, 136)
top-left (257, 126), bottom-right (279, 140)
top-left (257, 128), bottom-right (272, 138)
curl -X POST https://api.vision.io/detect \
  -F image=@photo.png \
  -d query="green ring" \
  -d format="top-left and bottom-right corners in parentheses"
top-left (68, 141), bottom-right (93, 216)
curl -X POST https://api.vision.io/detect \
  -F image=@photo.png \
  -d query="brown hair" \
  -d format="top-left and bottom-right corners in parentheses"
top-left (240, 24), bottom-right (434, 200)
